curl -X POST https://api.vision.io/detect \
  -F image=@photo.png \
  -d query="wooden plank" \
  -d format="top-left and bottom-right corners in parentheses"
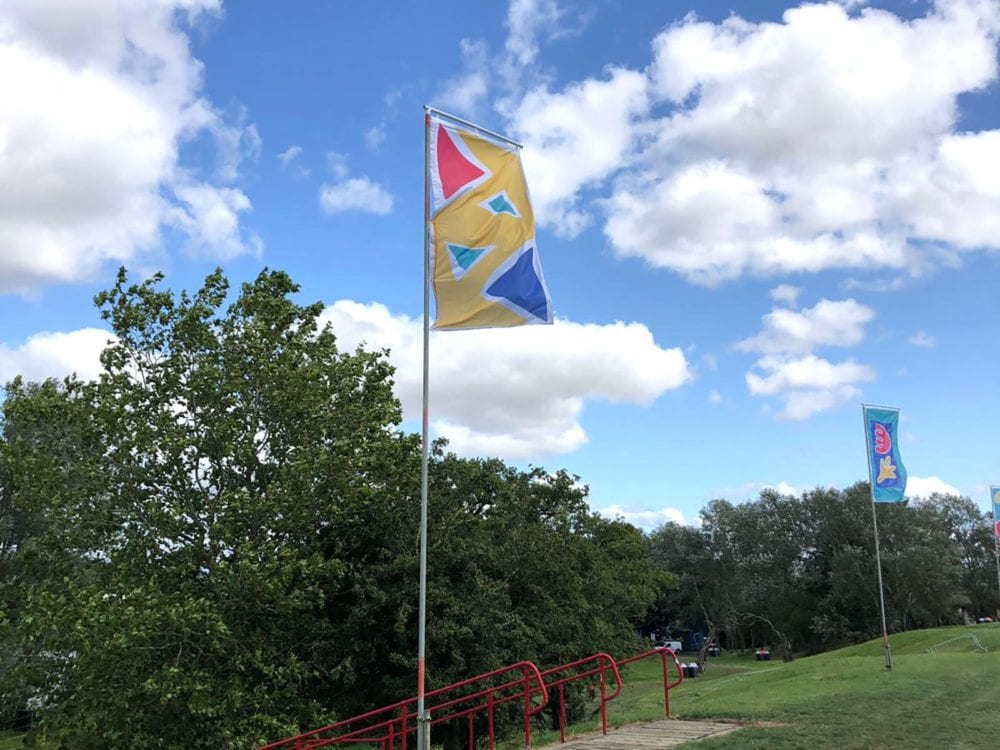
top-left (539, 718), bottom-right (743, 749)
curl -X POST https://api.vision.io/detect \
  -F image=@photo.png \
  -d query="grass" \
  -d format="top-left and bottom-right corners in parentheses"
top-left (530, 623), bottom-right (1000, 748)
top-left (7, 625), bottom-right (999, 749)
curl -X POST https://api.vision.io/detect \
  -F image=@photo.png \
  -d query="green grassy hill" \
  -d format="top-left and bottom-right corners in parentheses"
top-left (8, 625), bottom-right (999, 749)
top-left (532, 624), bottom-right (1000, 749)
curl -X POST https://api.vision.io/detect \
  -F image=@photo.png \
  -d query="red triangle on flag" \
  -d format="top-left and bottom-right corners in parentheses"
top-left (437, 125), bottom-right (486, 200)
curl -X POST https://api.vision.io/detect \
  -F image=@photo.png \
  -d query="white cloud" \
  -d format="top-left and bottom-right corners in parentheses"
top-left (511, 68), bottom-right (649, 237)
top-left (708, 388), bottom-right (722, 403)
top-left (0, 0), bottom-right (261, 296)
top-left (0, 328), bottom-right (112, 384)
top-left (739, 296), bottom-right (877, 419)
top-left (319, 177), bottom-right (394, 216)
top-left (364, 125), bottom-right (386, 151)
top-left (737, 298), bottom-right (875, 354)
top-left (169, 184), bottom-right (262, 259)
top-left (746, 355), bottom-right (876, 419)
top-left (769, 285), bottom-right (801, 306)
top-left (908, 330), bottom-right (936, 348)
top-left (319, 301), bottom-right (692, 458)
top-left (597, 504), bottom-right (686, 529)
top-left (318, 152), bottom-right (393, 215)
top-left (505, 0), bottom-right (566, 68)
top-left (466, 0), bottom-right (1000, 283)
top-left (277, 145), bottom-right (303, 167)
top-left (907, 475), bottom-right (962, 498)
top-left (436, 38), bottom-right (491, 116)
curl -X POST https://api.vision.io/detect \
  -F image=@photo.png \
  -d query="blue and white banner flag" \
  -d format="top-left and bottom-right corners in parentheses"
top-left (864, 406), bottom-right (907, 503)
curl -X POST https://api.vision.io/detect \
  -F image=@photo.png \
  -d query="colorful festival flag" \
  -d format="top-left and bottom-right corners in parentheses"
top-left (864, 406), bottom-right (908, 503)
top-left (427, 113), bottom-right (552, 330)
top-left (991, 485), bottom-right (1000, 539)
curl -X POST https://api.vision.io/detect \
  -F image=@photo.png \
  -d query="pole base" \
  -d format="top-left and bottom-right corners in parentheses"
top-left (416, 711), bottom-right (431, 750)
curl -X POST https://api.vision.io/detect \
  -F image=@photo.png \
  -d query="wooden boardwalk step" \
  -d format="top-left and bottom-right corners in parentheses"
top-left (538, 719), bottom-right (743, 748)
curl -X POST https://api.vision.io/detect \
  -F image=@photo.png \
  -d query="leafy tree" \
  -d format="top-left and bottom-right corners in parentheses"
top-left (2, 269), bottom-right (402, 748)
top-left (2, 268), bottom-right (669, 749)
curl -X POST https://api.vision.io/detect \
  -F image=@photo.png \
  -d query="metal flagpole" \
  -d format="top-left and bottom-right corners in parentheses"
top-left (994, 534), bottom-right (1000, 621)
top-left (416, 108), bottom-right (432, 750)
top-left (862, 404), bottom-right (892, 672)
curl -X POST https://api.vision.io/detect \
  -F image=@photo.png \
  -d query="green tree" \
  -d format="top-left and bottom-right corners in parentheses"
top-left (2, 269), bottom-right (403, 748)
top-left (2, 268), bottom-right (669, 749)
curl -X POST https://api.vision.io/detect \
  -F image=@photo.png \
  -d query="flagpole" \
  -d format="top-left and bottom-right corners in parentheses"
top-left (862, 404), bottom-right (892, 672)
top-left (994, 534), bottom-right (1000, 621)
top-left (416, 108), bottom-right (432, 750)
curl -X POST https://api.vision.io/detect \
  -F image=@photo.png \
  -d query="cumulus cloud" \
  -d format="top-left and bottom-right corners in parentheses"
top-left (320, 178), bottom-right (394, 215)
top-left (740, 297), bottom-right (877, 418)
top-left (319, 301), bottom-right (692, 457)
top-left (0, 328), bottom-right (112, 384)
top-left (610, 0), bottom-right (1000, 282)
top-left (462, 0), bottom-right (1000, 282)
top-left (364, 125), bottom-right (386, 151)
top-left (737, 299), bottom-right (875, 354)
top-left (746, 355), bottom-right (876, 419)
top-left (907, 330), bottom-right (936, 348)
top-left (318, 152), bottom-right (394, 215)
top-left (907, 475), bottom-right (962, 498)
top-left (769, 285), bottom-right (801, 306)
top-left (505, 0), bottom-right (566, 68)
top-left (512, 68), bottom-right (649, 236)
top-left (0, 0), bottom-right (262, 296)
top-left (277, 145), bottom-right (303, 167)
top-left (597, 504), bottom-right (687, 530)
top-left (436, 38), bottom-right (491, 115)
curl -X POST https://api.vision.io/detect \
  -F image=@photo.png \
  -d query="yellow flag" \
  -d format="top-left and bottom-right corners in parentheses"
top-left (427, 113), bottom-right (552, 330)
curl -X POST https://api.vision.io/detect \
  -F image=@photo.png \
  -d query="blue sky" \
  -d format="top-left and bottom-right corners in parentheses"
top-left (1, 0), bottom-right (998, 527)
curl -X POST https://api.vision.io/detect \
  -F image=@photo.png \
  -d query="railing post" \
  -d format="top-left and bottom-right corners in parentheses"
top-left (599, 662), bottom-right (608, 735)
top-left (468, 711), bottom-right (474, 750)
top-left (401, 705), bottom-right (408, 750)
top-left (524, 672), bottom-right (532, 747)
top-left (389, 719), bottom-right (396, 750)
top-left (662, 651), bottom-right (670, 718)
top-left (558, 684), bottom-right (566, 743)
top-left (488, 691), bottom-right (496, 750)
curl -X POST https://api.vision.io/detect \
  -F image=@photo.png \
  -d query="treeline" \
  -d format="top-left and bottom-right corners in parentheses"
top-left (0, 270), bottom-right (665, 749)
top-left (646, 485), bottom-right (999, 658)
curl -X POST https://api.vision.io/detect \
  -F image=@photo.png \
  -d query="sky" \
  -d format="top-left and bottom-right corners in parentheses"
top-left (0, 0), bottom-right (998, 528)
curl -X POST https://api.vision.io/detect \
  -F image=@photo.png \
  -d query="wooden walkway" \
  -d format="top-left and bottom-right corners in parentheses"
top-left (539, 719), bottom-right (742, 748)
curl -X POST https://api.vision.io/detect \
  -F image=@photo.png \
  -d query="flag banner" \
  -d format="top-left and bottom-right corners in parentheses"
top-left (864, 406), bottom-right (907, 503)
top-left (991, 485), bottom-right (1000, 539)
top-left (427, 113), bottom-right (552, 330)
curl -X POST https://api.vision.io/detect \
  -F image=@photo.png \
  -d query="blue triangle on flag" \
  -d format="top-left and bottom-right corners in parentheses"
top-left (484, 245), bottom-right (550, 323)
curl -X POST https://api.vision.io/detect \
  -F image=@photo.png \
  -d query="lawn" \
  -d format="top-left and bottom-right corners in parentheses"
top-left (8, 625), bottom-right (999, 749)
top-left (532, 623), bottom-right (1000, 749)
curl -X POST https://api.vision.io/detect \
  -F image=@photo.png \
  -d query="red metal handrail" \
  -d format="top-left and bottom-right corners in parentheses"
top-left (259, 660), bottom-right (549, 750)
top-left (260, 646), bottom-right (685, 749)
top-left (615, 647), bottom-right (684, 718)
top-left (538, 653), bottom-right (622, 742)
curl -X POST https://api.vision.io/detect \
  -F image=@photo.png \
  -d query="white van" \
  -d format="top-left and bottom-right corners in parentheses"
top-left (657, 640), bottom-right (683, 653)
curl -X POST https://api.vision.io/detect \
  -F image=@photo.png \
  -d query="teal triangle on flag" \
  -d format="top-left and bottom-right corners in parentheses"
top-left (448, 244), bottom-right (485, 271)
top-left (446, 243), bottom-right (492, 279)
top-left (480, 190), bottom-right (520, 217)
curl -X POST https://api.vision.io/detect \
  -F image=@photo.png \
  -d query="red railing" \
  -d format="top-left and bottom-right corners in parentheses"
top-left (615, 647), bottom-right (684, 719)
top-left (259, 661), bottom-right (548, 750)
top-left (260, 647), bottom-right (684, 749)
top-left (538, 653), bottom-right (622, 742)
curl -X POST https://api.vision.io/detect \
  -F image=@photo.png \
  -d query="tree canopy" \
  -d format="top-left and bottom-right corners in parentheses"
top-left (0, 269), bottom-right (665, 749)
